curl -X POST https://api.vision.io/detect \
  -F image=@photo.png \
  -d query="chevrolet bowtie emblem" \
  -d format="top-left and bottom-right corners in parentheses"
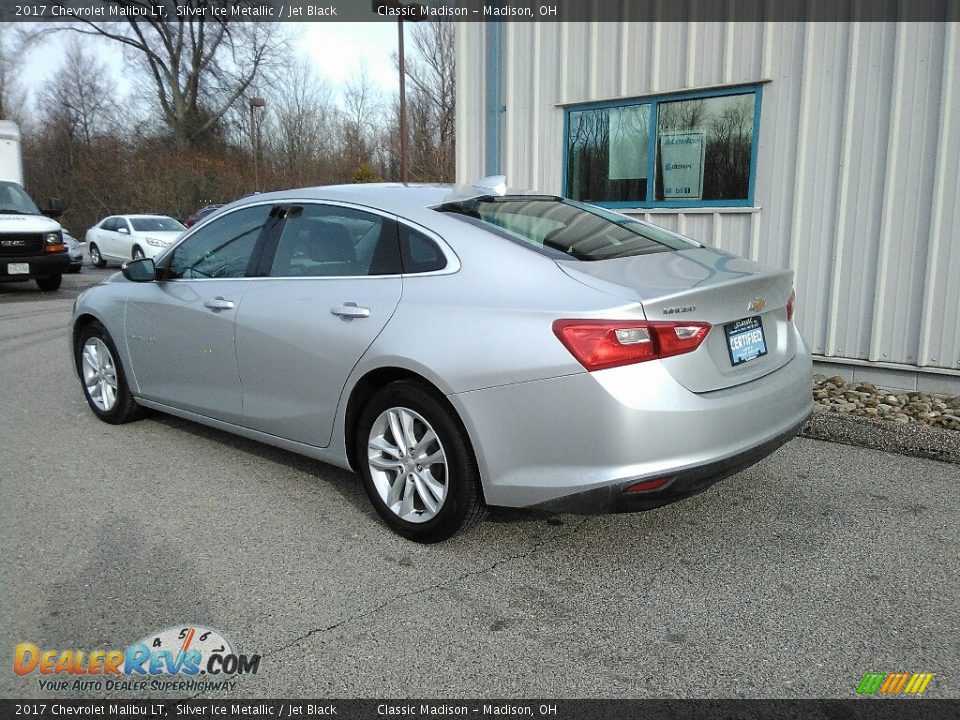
top-left (749, 297), bottom-right (767, 313)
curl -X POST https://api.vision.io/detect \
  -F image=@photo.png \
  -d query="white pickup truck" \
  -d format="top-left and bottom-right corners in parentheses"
top-left (0, 120), bottom-right (70, 291)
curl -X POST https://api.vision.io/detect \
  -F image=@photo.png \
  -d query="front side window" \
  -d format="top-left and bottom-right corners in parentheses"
top-left (167, 205), bottom-right (271, 279)
top-left (268, 204), bottom-right (401, 277)
top-left (565, 87), bottom-right (760, 207)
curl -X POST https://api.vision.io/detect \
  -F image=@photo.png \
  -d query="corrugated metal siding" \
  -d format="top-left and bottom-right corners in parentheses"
top-left (454, 22), bottom-right (487, 182)
top-left (456, 18), bottom-right (960, 372)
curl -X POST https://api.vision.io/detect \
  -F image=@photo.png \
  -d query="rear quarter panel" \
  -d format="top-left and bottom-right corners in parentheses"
top-left (356, 215), bottom-right (637, 394)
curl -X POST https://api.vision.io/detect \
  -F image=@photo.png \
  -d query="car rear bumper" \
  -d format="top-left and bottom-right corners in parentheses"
top-left (529, 411), bottom-right (810, 513)
top-left (0, 253), bottom-right (72, 280)
top-left (448, 330), bottom-right (813, 511)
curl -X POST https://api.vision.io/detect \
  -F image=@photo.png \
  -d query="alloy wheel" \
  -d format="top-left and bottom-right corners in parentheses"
top-left (81, 337), bottom-right (119, 412)
top-left (367, 406), bottom-right (448, 523)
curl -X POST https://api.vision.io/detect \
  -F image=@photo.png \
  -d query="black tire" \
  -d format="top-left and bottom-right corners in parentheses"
top-left (132, 246), bottom-right (145, 260)
top-left (356, 380), bottom-right (485, 543)
top-left (36, 274), bottom-right (62, 291)
top-left (75, 321), bottom-right (144, 424)
top-left (69, 264), bottom-right (82, 274)
top-left (89, 243), bottom-right (107, 268)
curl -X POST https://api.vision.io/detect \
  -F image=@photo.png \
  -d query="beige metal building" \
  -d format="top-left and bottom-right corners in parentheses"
top-left (456, 19), bottom-right (960, 393)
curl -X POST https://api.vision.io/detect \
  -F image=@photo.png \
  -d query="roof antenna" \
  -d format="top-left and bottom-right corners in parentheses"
top-left (472, 175), bottom-right (507, 196)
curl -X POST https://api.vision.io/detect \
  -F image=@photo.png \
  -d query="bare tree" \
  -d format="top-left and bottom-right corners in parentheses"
top-left (37, 40), bottom-right (115, 147)
top-left (341, 61), bottom-right (383, 174)
top-left (265, 59), bottom-right (336, 185)
top-left (39, 3), bottom-right (290, 149)
top-left (0, 26), bottom-right (28, 124)
top-left (396, 21), bottom-right (455, 181)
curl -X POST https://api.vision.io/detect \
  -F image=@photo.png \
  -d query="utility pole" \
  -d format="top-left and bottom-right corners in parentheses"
top-left (249, 96), bottom-right (266, 191)
top-left (373, 0), bottom-right (427, 184)
top-left (398, 18), bottom-right (408, 184)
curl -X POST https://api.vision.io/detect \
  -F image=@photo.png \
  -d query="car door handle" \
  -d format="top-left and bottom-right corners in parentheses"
top-left (204, 297), bottom-right (235, 311)
top-left (331, 302), bottom-right (371, 319)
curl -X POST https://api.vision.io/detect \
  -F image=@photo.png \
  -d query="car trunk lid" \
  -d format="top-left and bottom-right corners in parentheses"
top-left (557, 247), bottom-right (797, 393)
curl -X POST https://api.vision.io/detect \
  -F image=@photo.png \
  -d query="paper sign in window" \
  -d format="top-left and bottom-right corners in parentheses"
top-left (660, 132), bottom-right (705, 200)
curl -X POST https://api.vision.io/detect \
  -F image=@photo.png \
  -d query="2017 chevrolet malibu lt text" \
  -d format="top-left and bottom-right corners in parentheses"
top-left (70, 180), bottom-right (812, 542)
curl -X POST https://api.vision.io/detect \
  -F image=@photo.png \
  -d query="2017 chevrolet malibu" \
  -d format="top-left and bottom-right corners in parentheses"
top-left (70, 180), bottom-right (812, 542)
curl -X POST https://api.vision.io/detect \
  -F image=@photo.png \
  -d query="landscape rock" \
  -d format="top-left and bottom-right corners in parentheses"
top-left (810, 376), bottom-right (960, 433)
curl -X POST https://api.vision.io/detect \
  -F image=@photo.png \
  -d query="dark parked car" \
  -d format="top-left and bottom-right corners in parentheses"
top-left (183, 205), bottom-right (223, 228)
top-left (63, 229), bottom-right (83, 273)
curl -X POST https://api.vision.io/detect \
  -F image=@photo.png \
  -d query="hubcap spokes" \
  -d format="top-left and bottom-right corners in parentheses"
top-left (81, 337), bottom-right (118, 412)
top-left (368, 407), bottom-right (447, 523)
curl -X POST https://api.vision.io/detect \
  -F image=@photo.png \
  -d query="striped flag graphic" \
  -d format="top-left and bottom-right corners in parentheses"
top-left (857, 672), bottom-right (933, 695)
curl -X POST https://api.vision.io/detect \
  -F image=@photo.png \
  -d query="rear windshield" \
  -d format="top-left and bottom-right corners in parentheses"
top-left (131, 216), bottom-right (185, 232)
top-left (436, 196), bottom-right (697, 261)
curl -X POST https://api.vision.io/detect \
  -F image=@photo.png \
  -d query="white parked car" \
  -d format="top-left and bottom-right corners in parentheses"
top-left (85, 215), bottom-right (185, 267)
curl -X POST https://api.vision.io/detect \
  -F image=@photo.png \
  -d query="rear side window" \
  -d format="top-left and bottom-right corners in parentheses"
top-left (101, 217), bottom-right (118, 231)
top-left (399, 224), bottom-right (446, 273)
top-left (266, 204), bottom-right (401, 278)
top-left (437, 197), bottom-right (696, 261)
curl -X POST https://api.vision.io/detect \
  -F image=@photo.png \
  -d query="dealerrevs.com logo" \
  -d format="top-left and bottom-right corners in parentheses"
top-left (13, 625), bottom-right (260, 692)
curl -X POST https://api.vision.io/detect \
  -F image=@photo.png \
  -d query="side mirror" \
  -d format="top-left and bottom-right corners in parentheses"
top-left (44, 198), bottom-right (64, 219)
top-left (117, 226), bottom-right (130, 234)
top-left (122, 257), bottom-right (156, 282)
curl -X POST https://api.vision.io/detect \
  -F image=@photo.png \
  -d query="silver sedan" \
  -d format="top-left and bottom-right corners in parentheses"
top-left (70, 180), bottom-right (812, 542)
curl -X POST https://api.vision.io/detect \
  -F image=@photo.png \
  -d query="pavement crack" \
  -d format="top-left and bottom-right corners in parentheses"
top-left (263, 517), bottom-right (590, 660)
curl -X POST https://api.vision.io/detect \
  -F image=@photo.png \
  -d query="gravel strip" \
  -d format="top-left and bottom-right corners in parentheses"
top-left (801, 375), bottom-right (959, 464)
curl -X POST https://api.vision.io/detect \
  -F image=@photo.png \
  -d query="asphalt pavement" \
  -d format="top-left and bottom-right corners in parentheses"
top-left (1, 265), bottom-right (957, 699)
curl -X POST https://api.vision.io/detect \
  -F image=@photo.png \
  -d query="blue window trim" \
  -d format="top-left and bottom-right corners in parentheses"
top-left (562, 84), bottom-right (763, 209)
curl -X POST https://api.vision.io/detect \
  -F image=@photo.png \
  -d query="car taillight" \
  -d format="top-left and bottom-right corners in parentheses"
top-left (786, 289), bottom-right (796, 323)
top-left (552, 319), bottom-right (711, 371)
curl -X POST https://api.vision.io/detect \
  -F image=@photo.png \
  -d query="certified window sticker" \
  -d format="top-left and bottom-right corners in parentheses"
top-left (13, 625), bottom-right (261, 693)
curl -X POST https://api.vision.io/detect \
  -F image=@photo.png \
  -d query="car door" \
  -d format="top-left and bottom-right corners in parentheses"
top-left (124, 203), bottom-right (279, 424)
top-left (97, 217), bottom-right (118, 258)
top-left (115, 217), bottom-right (134, 258)
top-left (234, 202), bottom-right (403, 447)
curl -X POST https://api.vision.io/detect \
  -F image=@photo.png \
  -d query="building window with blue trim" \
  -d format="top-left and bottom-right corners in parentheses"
top-left (564, 86), bottom-right (761, 208)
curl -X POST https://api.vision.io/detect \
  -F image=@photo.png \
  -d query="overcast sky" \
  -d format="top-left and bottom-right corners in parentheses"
top-left (17, 22), bottom-right (403, 107)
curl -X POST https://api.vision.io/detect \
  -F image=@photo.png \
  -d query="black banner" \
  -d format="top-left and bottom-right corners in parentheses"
top-left (1, 700), bottom-right (959, 720)
top-left (0, 0), bottom-right (955, 24)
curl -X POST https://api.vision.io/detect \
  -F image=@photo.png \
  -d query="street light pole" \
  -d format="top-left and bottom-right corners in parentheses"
top-left (372, 0), bottom-right (426, 184)
top-left (398, 18), bottom-right (408, 184)
top-left (249, 96), bottom-right (266, 191)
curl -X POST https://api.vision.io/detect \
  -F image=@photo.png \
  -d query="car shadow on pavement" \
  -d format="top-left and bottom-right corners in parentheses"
top-left (145, 411), bottom-right (570, 530)
top-left (146, 412), bottom-right (378, 521)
